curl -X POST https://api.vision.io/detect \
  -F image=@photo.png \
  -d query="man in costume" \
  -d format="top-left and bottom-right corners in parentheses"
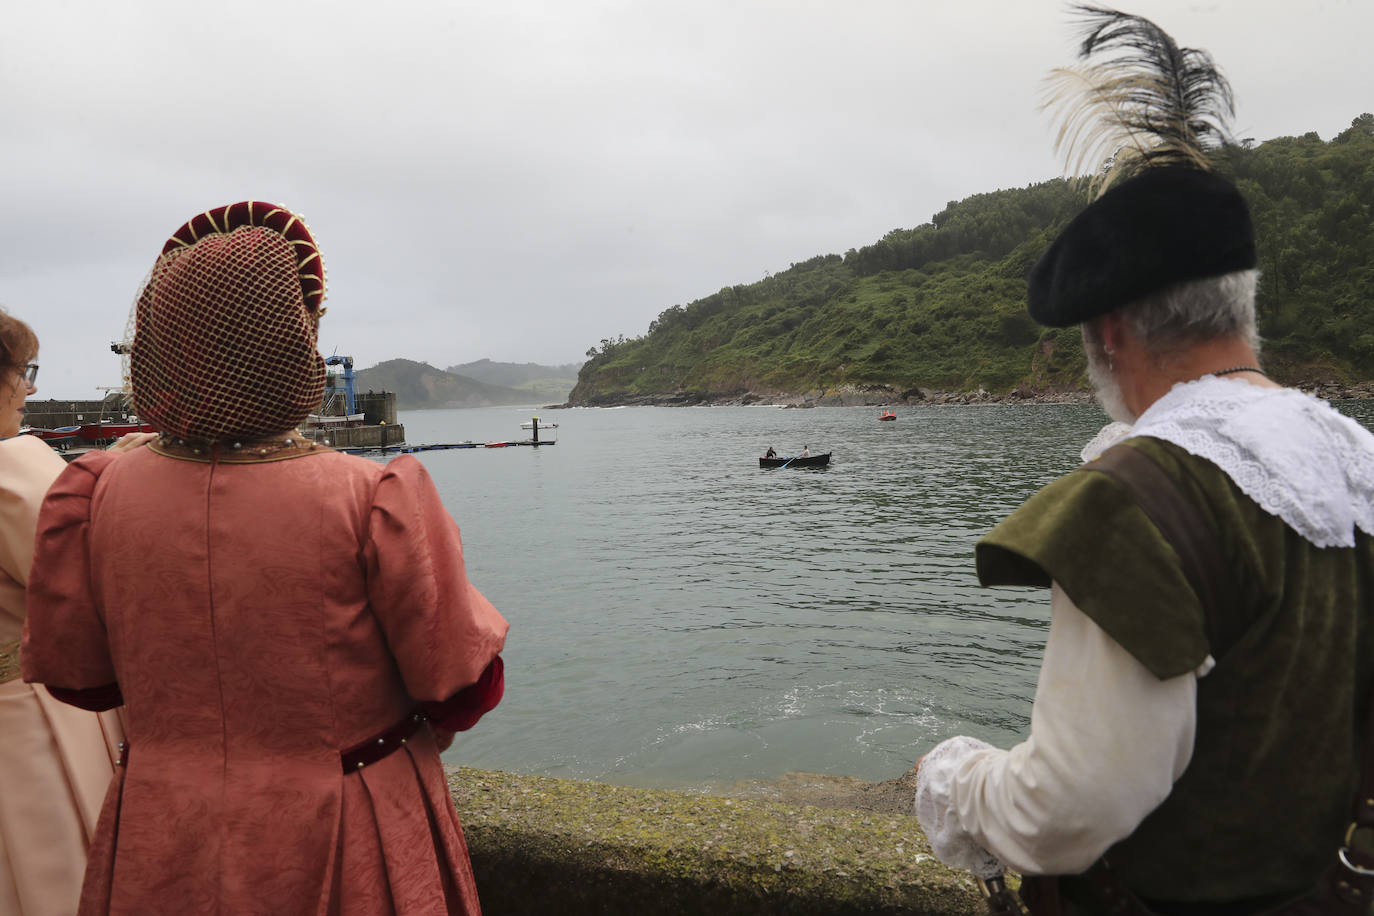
top-left (23, 202), bottom-right (508, 915)
top-left (913, 8), bottom-right (1374, 913)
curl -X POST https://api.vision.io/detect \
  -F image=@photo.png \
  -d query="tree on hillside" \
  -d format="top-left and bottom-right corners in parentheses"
top-left (571, 116), bottom-right (1374, 405)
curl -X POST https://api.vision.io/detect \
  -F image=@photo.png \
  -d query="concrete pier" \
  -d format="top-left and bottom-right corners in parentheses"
top-left (24, 393), bottom-right (406, 450)
top-left (304, 390), bottom-right (405, 447)
top-left (355, 391), bottom-right (398, 426)
top-left (310, 422), bottom-right (407, 449)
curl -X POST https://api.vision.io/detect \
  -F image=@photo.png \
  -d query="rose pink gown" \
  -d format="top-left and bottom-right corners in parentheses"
top-left (22, 446), bottom-right (507, 916)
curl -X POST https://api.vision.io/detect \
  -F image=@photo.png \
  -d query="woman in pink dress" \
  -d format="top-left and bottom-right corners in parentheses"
top-left (22, 203), bottom-right (508, 915)
top-left (0, 309), bottom-right (125, 916)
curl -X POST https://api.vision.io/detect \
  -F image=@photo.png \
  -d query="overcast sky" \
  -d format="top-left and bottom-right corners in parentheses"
top-left (4, 0), bottom-right (1370, 399)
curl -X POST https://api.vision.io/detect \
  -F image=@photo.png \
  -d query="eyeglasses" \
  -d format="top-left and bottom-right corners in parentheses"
top-left (19, 364), bottom-right (37, 385)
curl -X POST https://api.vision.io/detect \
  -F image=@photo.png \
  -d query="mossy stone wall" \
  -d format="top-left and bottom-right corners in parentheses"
top-left (448, 768), bottom-right (984, 916)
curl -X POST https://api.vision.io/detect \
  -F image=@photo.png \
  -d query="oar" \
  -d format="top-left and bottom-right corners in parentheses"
top-left (776, 454), bottom-right (798, 470)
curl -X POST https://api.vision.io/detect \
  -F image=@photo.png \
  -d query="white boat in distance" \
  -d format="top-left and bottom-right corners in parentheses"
top-left (519, 420), bottom-right (558, 430)
top-left (306, 413), bottom-right (365, 427)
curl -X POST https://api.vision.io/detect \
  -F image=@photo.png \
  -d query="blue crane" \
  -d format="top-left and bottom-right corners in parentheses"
top-left (323, 354), bottom-right (356, 416)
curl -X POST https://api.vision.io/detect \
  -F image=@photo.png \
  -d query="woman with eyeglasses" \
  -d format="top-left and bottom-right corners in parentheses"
top-left (0, 307), bottom-right (126, 916)
top-left (1, 358), bottom-right (37, 436)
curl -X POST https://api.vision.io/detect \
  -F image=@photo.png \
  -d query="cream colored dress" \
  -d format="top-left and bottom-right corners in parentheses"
top-left (0, 436), bottom-right (122, 916)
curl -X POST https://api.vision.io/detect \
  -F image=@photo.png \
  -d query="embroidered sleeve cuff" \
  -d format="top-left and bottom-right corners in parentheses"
top-left (915, 735), bottom-right (1006, 879)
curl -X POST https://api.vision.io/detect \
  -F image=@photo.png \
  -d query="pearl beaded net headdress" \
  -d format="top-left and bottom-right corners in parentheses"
top-left (130, 202), bottom-right (327, 442)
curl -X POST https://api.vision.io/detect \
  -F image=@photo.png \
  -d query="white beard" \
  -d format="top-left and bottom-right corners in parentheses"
top-left (1084, 339), bottom-right (1137, 424)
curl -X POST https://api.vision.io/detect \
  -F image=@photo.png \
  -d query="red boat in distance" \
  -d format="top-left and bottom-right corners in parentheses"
top-left (23, 426), bottom-right (81, 450)
top-left (878, 411), bottom-right (896, 421)
top-left (78, 419), bottom-right (156, 444)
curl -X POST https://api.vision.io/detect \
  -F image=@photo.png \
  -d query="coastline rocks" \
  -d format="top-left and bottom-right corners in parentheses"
top-left (565, 384), bottom-right (1097, 409)
top-left (562, 376), bottom-right (1371, 409)
top-left (1303, 379), bottom-right (1374, 401)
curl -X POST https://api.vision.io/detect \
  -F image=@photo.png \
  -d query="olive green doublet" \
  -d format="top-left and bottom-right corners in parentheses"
top-left (975, 436), bottom-right (1374, 902)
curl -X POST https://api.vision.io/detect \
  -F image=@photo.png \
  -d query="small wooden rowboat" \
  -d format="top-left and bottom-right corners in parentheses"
top-left (759, 452), bottom-right (831, 468)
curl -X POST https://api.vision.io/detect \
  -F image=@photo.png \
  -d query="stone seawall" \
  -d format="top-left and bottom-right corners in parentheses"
top-left (447, 768), bottom-right (983, 916)
top-left (22, 398), bottom-right (128, 429)
top-left (311, 423), bottom-right (407, 448)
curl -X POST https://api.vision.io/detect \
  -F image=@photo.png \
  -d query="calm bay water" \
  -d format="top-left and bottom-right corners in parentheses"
top-left (391, 400), bottom-right (1374, 792)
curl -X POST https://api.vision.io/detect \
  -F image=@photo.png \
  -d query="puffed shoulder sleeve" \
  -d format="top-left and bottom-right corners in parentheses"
top-left (974, 460), bottom-right (1208, 680)
top-left (364, 455), bottom-right (508, 704)
top-left (22, 451), bottom-right (120, 690)
top-left (0, 435), bottom-right (65, 590)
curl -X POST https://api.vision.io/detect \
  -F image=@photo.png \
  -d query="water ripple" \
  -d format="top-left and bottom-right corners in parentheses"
top-left (386, 401), bottom-right (1374, 788)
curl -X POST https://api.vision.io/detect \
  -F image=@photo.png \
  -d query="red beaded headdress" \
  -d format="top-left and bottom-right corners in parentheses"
top-left (130, 202), bottom-right (328, 441)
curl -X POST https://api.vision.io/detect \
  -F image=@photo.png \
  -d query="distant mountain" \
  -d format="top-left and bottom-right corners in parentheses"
top-left (355, 359), bottom-right (543, 409)
top-left (446, 358), bottom-right (583, 403)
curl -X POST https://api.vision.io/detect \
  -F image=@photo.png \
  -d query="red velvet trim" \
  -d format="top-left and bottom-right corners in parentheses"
top-left (46, 682), bottom-right (124, 712)
top-left (159, 201), bottom-right (325, 313)
top-left (420, 656), bottom-right (504, 732)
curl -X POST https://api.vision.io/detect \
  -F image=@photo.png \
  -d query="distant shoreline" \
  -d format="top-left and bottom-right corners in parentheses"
top-left (560, 388), bottom-right (1096, 409)
top-left (559, 378), bottom-right (1374, 409)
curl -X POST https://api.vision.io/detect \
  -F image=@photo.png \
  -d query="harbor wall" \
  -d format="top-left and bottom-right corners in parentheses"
top-left (28, 392), bottom-right (405, 450)
top-left (22, 397), bottom-right (129, 429)
top-left (305, 390), bottom-right (402, 447)
top-left (312, 423), bottom-right (407, 448)
top-left (446, 767), bottom-right (984, 916)
top-left (356, 391), bottom-right (398, 425)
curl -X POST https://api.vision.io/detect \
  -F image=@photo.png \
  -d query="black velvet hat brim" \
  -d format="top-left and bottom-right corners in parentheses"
top-left (1027, 168), bottom-right (1257, 327)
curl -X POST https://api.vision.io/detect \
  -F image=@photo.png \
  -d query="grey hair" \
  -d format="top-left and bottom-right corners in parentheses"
top-left (1116, 269), bottom-right (1261, 358)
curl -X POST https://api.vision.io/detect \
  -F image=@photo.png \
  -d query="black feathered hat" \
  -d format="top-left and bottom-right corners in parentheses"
top-left (1027, 167), bottom-right (1255, 327)
top-left (1028, 6), bottom-right (1256, 327)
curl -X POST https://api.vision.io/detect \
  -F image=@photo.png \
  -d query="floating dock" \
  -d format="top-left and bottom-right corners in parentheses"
top-left (337, 439), bottom-right (555, 456)
top-left (55, 439), bottom-right (554, 462)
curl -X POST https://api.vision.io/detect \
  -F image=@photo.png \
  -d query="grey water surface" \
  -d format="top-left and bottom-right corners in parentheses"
top-left (392, 400), bottom-right (1374, 792)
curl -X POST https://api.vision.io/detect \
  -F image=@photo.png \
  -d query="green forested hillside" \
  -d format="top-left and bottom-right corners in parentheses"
top-left (570, 114), bottom-right (1374, 406)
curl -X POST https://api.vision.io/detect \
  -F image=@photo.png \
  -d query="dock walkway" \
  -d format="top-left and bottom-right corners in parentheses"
top-left (336, 439), bottom-right (556, 456)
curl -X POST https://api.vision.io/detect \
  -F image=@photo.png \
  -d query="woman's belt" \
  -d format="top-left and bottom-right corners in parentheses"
top-left (341, 709), bottom-right (428, 774)
top-left (0, 638), bottom-right (21, 685)
top-left (111, 710), bottom-right (431, 775)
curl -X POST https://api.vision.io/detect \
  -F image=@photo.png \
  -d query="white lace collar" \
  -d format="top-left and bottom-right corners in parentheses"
top-left (1085, 376), bottom-right (1374, 549)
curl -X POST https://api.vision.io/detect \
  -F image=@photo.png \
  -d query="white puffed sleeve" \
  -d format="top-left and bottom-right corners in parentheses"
top-left (915, 583), bottom-right (1201, 876)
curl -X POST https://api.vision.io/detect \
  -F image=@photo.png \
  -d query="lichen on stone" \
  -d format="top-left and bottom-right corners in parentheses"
top-left (447, 767), bottom-right (984, 915)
